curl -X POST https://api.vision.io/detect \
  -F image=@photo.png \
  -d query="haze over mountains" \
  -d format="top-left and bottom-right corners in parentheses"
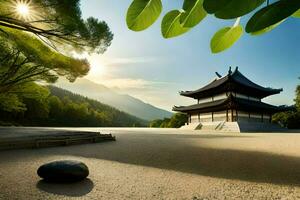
top-left (55, 78), bottom-right (173, 121)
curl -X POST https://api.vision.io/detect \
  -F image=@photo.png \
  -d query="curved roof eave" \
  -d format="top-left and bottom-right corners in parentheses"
top-left (179, 68), bottom-right (282, 98)
top-left (173, 96), bottom-right (281, 113)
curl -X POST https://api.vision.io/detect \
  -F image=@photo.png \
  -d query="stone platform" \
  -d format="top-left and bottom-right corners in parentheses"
top-left (0, 127), bottom-right (115, 150)
top-left (180, 121), bottom-right (287, 133)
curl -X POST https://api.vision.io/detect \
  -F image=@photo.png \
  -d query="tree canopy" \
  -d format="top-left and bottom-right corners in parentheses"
top-left (149, 113), bottom-right (187, 128)
top-left (272, 80), bottom-right (300, 129)
top-left (0, 0), bottom-right (113, 95)
top-left (126, 0), bottom-right (300, 53)
top-left (0, 0), bottom-right (113, 53)
top-left (295, 84), bottom-right (300, 110)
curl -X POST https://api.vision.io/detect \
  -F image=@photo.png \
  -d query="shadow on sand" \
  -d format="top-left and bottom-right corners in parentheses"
top-left (36, 178), bottom-right (94, 197)
top-left (25, 133), bottom-right (300, 186)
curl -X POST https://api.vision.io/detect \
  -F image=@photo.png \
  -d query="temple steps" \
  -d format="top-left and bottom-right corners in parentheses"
top-left (180, 123), bottom-right (202, 130)
top-left (180, 121), bottom-right (286, 133)
top-left (218, 122), bottom-right (240, 132)
top-left (0, 131), bottom-right (116, 150)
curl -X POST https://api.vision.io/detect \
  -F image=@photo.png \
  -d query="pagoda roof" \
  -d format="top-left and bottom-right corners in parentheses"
top-left (173, 96), bottom-right (284, 114)
top-left (180, 67), bottom-right (282, 99)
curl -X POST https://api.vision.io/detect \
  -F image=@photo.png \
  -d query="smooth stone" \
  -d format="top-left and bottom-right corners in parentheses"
top-left (37, 160), bottom-right (89, 182)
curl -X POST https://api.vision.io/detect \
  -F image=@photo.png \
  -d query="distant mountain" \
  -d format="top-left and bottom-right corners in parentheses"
top-left (55, 78), bottom-right (173, 121)
top-left (48, 86), bottom-right (147, 127)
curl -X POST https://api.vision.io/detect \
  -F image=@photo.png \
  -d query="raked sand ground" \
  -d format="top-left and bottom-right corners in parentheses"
top-left (1, 128), bottom-right (300, 199)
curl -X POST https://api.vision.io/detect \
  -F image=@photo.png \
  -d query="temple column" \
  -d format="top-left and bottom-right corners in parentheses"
top-left (226, 109), bottom-right (228, 122)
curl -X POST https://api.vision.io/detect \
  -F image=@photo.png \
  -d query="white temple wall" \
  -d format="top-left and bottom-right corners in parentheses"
top-left (198, 97), bottom-right (213, 104)
top-left (263, 114), bottom-right (271, 123)
top-left (190, 114), bottom-right (199, 123)
top-left (197, 92), bottom-right (261, 105)
top-left (232, 109), bottom-right (237, 121)
top-left (213, 111), bottom-right (227, 122)
top-left (189, 110), bottom-right (271, 124)
top-left (228, 111), bottom-right (232, 122)
top-left (192, 111), bottom-right (228, 123)
top-left (199, 112), bottom-right (212, 122)
top-left (214, 93), bottom-right (227, 101)
top-left (197, 93), bottom-right (227, 104)
top-left (236, 111), bottom-right (271, 123)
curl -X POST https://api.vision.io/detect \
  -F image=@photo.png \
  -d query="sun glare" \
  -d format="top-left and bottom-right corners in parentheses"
top-left (12, 0), bottom-right (35, 20)
top-left (16, 3), bottom-right (29, 16)
top-left (89, 57), bottom-right (107, 77)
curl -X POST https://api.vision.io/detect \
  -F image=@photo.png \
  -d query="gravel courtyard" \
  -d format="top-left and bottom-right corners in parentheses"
top-left (1, 127), bottom-right (300, 199)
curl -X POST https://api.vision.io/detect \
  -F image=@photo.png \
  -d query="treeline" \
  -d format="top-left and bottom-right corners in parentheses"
top-left (272, 85), bottom-right (300, 129)
top-left (149, 113), bottom-right (187, 128)
top-left (0, 85), bottom-right (146, 127)
top-left (272, 111), bottom-right (299, 129)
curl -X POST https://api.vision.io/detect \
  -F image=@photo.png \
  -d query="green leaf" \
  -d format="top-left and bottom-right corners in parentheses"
top-left (210, 25), bottom-right (243, 53)
top-left (161, 10), bottom-right (191, 38)
top-left (246, 0), bottom-right (300, 33)
top-left (216, 0), bottom-right (265, 19)
top-left (203, 0), bottom-right (265, 19)
top-left (180, 0), bottom-right (207, 28)
top-left (203, 0), bottom-right (228, 14)
top-left (292, 9), bottom-right (300, 18)
top-left (251, 20), bottom-right (284, 36)
top-left (126, 0), bottom-right (162, 31)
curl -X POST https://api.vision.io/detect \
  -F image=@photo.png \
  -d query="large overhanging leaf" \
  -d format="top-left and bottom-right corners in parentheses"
top-left (246, 0), bottom-right (300, 33)
top-left (180, 0), bottom-right (207, 28)
top-left (203, 0), bottom-right (227, 14)
top-left (251, 20), bottom-right (284, 36)
top-left (161, 10), bottom-right (191, 38)
top-left (126, 0), bottom-right (162, 31)
top-left (203, 0), bottom-right (265, 19)
top-left (210, 22), bottom-right (243, 53)
top-left (293, 9), bottom-right (300, 18)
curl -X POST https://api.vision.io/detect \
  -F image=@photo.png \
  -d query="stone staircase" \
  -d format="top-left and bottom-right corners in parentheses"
top-left (180, 123), bottom-right (202, 130)
top-left (195, 122), bottom-right (240, 132)
top-left (199, 122), bottom-right (222, 131)
top-left (180, 121), bottom-right (285, 133)
top-left (218, 122), bottom-right (240, 132)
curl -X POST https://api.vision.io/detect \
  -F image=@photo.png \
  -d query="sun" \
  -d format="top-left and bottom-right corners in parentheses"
top-left (16, 3), bottom-right (30, 16)
top-left (89, 55), bottom-right (107, 77)
top-left (11, 0), bottom-right (35, 21)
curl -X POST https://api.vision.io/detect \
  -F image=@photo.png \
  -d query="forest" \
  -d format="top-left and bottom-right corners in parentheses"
top-left (0, 85), bottom-right (147, 127)
top-left (272, 84), bottom-right (300, 129)
top-left (149, 113), bottom-right (188, 128)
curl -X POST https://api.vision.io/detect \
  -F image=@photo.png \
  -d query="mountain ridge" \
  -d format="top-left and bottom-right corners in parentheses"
top-left (55, 78), bottom-right (173, 121)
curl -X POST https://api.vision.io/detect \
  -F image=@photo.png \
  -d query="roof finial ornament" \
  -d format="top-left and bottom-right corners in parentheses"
top-left (215, 72), bottom-right (222, 78)
top-left (235, 66), bottom-right (239, 71)
top-left (228, 66), bottom-right (232, 75)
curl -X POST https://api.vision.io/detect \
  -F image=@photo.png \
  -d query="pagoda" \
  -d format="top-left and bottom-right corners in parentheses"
top-left (173, 67), bottom-right (286, 132)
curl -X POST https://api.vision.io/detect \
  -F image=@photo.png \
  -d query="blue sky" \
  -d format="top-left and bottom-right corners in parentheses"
top-left (80, 0), bottom-right (300, 111)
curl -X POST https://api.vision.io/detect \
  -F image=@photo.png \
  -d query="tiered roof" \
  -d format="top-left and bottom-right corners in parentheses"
top-left (173, 95), bottom-right (283, 114)
top-left (180, 67), bottom-right (282, 99)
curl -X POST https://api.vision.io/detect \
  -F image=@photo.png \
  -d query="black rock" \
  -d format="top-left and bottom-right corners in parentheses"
top-left (37, 160), bottom-right (89, 182)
